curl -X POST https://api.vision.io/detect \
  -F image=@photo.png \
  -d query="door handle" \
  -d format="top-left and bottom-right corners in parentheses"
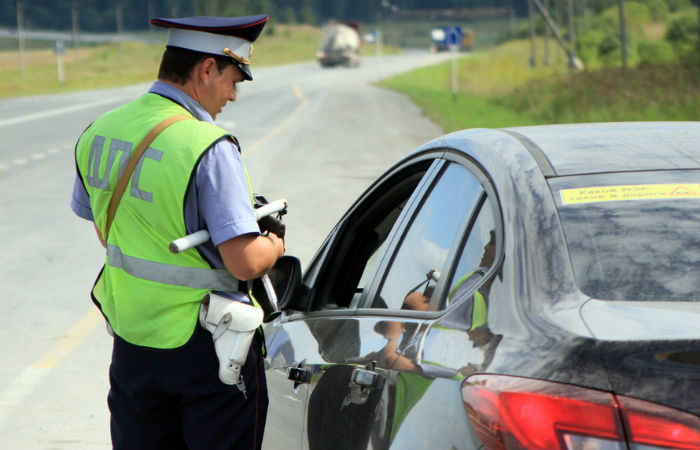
top-left (287, 365), bottom-right (311, 388)
top-left (351, 367), bottom-right (382, 389)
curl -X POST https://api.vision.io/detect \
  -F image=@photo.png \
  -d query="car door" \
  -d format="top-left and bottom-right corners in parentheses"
top-left (262, 155), bottom-right (440, 450)
top-left (343, 157), bottom-right (502, 450)
top-left (263, 152), bottom-right (504, 450)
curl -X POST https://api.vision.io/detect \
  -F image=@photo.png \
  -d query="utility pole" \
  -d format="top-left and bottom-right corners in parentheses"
top-left (376, 0), bottom-right (388, 59)
top-left (528, 0), bottom-right (536, 68)
top-left (531, 0), bottom-right (583, 70)
top-left (16, 1), bottom-right (25, 78)
top-left (555, 0), bottom-right (563, 63)
top-left (116, 3), bottom-right (124, 36)
top-left (618, 0), bottom-right (628, 69)
top-left (566, 0), bottom-right (575, 60)
top-left (55, 41), bottom-right (65, 84)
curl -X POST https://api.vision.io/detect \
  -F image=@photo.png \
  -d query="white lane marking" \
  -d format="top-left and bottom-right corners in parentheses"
top-left (0, 309), bottom-right (102, 426)
top-left (0, 97), bottom-right (123, 128)
top-left (3, 146), bottom-right (73, 171)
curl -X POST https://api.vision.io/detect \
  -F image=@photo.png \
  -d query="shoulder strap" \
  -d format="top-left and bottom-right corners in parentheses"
top-left (104, 114), bottom-right (193, 238)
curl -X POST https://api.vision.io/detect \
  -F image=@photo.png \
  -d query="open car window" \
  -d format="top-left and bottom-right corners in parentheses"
top-left (305, 159), bottom-right (438, 312)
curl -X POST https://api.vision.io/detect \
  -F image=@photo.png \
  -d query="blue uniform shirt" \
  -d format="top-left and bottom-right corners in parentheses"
top-left (71, 82), bottom-right (260, 292)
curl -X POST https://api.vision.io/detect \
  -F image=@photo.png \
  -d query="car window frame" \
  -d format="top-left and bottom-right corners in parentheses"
top-left (283, 149), bottom-right (504, 323)
top-left (356, 150), bottom-right (505, 319)
top-left (432, 150), bottom-right (505, 314)
top-left (357, 160), bottom-right (484, 311)
top-left (289, 151), bottom-right (445, 318)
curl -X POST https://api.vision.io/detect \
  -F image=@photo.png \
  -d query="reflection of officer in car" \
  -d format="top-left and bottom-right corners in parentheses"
top-left (307, 235), bottom-right (503, 450)
top-left (373, 284), bottom-right (433, 373)
top-left (442, 231), bottom-right (503, 376)
top-left (369, 231), bottom-right (503, 447)
top-left (305, 291), bottom-right (432, 450)
top-left (70, 14), bottom-right (282, 450)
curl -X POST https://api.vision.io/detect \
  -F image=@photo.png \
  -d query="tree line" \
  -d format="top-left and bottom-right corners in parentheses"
top-left (0, 0), bottom-right (695, 36)
top-left (2, 0), bottom-right (524, 33)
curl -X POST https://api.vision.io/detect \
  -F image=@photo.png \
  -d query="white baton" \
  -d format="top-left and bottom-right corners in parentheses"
top-left (169, 199), bottom-right (287, 254)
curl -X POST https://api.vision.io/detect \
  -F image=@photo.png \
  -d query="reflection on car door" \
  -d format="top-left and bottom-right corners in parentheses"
top-left (303, 160), bottom-right (491, 450)
top-left (346, 162), bottom-right (492, 450)
top-left (263, 157), bottom-right (440, 450)
top-left (265, 155), bottom-right (504, 450)
top-left (262, 320), bottom-right (310, 450)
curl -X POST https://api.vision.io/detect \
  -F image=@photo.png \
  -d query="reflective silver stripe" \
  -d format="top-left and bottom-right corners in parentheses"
top-left (130, 147), bottom-right (163, 203)
top-left (107, 245), bottom-right (240, 291)
top-left (87, 136), bottom-right (133, 190)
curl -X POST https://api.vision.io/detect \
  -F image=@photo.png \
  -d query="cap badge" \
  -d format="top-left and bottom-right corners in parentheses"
top-left (224, 44), bottom-right (254, 65)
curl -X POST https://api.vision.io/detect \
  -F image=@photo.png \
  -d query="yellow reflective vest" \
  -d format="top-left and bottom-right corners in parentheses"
top-left (76, 93), bottom-right (242, 349)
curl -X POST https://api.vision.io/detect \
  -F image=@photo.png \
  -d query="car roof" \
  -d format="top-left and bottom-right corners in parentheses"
top-left (501, 122), bottom-right (700, 177)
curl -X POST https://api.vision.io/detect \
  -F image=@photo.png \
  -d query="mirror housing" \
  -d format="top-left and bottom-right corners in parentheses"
top-left (252, 255), bottom-right (304, 320)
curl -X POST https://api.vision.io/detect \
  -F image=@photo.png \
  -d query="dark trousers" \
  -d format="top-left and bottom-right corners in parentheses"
top-left (108, 325), bottom-right (268, 450)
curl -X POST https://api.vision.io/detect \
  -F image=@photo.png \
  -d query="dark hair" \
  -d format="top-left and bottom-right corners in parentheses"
top-left (158, 46), bottom-right (235, 84)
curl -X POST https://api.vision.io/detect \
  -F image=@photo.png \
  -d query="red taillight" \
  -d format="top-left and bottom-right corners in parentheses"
top-left (461, 374), bottom-right (700, 450)
top-left (619, 396), bottom-right (700, 450)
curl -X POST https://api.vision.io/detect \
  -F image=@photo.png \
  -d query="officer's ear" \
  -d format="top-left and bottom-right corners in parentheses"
top-left (197, 57), bottom-right (219, 83)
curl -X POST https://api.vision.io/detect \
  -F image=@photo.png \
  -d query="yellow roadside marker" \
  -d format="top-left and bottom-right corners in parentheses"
top-left (33, 308), bottom-right (103, 369)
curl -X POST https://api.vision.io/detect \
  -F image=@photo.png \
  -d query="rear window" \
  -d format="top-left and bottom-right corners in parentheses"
top-left (549, 171), bottom-right (699, 302)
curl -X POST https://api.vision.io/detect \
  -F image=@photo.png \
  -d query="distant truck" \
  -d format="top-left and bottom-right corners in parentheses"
top-left (317, 21), bottom-right (361, 68)
top-left (430, 26), bottom-right (473, 52)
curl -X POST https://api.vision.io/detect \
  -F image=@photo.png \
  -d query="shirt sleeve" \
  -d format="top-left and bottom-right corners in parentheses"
top-left (196, 138), bottom-right (260, 246)
top-left (71, 173), bottom-right (94, 221)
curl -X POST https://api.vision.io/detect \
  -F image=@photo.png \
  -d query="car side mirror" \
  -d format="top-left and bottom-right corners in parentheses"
top-left (253, 255), bottom-right (304, 320)
top-left (271, 255), bottom-right (303, 310)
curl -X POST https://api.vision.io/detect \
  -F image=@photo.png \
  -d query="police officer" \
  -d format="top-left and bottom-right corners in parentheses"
top-left (70, 14), bottom-right (283, 450)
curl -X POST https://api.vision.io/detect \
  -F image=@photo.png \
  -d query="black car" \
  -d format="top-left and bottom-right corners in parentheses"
top-left (261, 122), bottom-right (700, 450)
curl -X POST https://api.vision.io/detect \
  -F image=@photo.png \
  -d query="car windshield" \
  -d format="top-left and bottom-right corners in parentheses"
top-left (550, 170), bottom-right (700, 302)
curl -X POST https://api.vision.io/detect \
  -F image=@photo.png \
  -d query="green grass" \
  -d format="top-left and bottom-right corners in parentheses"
top-left (503, 62), bottom-right (700, 123)
top-left (379, 39), bottom-right (700, 131)
top-left (0, 41), bottom-right (164, 98)
top-left (0, 25), bottom-right (324, 99)
top-left (381, 63), bottom-right (539, 129)
top-left (0, 24), bottom-right (402, 99)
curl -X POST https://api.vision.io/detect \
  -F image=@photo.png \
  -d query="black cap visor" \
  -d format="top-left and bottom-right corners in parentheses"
top-left (234, 61), bottom-right (253, 81)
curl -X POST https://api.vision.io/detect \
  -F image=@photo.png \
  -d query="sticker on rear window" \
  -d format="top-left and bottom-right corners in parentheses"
top-left (560, 184), bottom-right (700, 205)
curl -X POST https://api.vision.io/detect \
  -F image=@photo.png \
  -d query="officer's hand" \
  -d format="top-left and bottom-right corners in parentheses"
top-left (258, 215), bottom-right (285, 239)
top-left (265, 230), bottom-right (285, 259)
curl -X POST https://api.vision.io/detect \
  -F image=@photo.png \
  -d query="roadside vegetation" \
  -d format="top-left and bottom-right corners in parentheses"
top-left (0, 22), bottom-right (402, 99)
top-left (380, 2), bottom-right (699, 130)
top-left (1, 1), bottom-right (698, 130)
top-left (0, 24), bottom-right (323, 99)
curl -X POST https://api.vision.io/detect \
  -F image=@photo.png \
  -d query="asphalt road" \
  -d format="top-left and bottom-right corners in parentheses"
top-left (0, 50), bottom-right (452, 449)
